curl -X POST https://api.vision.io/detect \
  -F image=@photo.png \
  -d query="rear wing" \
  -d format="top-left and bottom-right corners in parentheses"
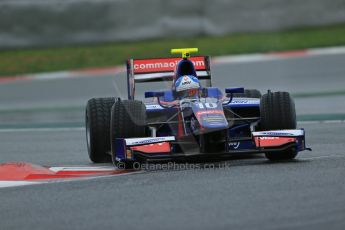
top-left (126, 56), bottom-right (212, 100)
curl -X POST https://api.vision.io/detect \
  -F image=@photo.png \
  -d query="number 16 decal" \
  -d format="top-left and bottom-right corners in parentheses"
top-left (197, 102), bottom-right (217, 109)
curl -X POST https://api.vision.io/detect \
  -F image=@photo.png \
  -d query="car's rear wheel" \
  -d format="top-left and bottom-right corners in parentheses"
top-left (260, 91), bottom-right (298, 161)
top-left (234, 89), bottom-right (261, 98)
top-left (111, 100), bottom-right (146, 169)
top-left (86, 97), bottom-right (116, 163)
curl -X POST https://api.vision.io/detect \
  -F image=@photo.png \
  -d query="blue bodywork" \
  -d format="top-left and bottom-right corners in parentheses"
top-left (114, 86), bottom-right (306, 162)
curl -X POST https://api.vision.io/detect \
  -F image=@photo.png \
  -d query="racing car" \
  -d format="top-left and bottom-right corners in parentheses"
top-left (85, 48), bottom-right (310, 168)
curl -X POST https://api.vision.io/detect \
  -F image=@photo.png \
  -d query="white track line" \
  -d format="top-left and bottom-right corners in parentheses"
top-left (213, 54), bottom-right (279, 64)
top-left (301, 155), bottom-right (345, 160)
top-left (213, 46), bottom-right (345, 64)
top-left (0, 181), bottom-right (41, 188)
top-left (49, 166), bottom-right (116, 172)
top-left (307, 46), bottom-right (345, 56)
top-left (298, 120), bottom-right (345, 124)
top-left (0, 170), bottom-right (143, 189)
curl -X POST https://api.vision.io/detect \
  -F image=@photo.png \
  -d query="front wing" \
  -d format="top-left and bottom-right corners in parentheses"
top-left (113, 129), bottom-right (309, 162)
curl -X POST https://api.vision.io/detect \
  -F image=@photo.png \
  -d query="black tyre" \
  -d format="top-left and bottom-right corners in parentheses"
top-left (86, 97), bottom-right (116, 163)
top-left (234, 89), bottom-right (261, 98)
top-left (111, 100), bottom-right (146, 168)
top-left (260, 91), bottom-right (297, 161)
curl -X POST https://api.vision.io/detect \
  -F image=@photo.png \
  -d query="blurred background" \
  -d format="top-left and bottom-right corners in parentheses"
top-left (1, 0), bottom-right (345, 48)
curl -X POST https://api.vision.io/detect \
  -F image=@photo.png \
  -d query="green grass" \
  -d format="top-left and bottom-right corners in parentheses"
top-left (1, 24), bottom-right (345, 76)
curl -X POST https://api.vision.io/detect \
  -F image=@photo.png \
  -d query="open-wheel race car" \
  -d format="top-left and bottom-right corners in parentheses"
top-left (86, 48), bottom-right (310, 168)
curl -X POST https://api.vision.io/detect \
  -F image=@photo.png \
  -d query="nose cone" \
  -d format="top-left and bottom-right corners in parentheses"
top-left (191, 101), bottom-right (228, 130)
top-left (198, 111), bottom-right (229, 130)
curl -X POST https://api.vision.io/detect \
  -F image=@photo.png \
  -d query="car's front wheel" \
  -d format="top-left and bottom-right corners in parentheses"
top-left (110, 100), bottom-right (147, 169)
top-left (85, 97), bottom-right (116, 163)
top-left (260, 91), bottom-right (297, 161)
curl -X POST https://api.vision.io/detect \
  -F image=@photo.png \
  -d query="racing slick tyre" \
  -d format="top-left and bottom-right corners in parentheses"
top-left (234, 89), bottom-right (261, 98)
top-left (260, 91), bottom-right (297, 161)
top-left (86, 97), bottom-right (116, 163)
top-left (111, 100), bottom-right (146, 169)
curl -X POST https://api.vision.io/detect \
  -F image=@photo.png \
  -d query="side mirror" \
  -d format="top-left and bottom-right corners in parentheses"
top-left (145, 91), bottom-right (165, 98)
top-left (223, 88), bottom-right (244, 105)
top-left (225, 87), bottom-right (244, 94)
top-left (200, 88), bottom-right (208, 98)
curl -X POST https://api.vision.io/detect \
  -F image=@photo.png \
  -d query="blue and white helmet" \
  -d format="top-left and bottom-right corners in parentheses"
top-left (174, 75), bottom-right (200, 92)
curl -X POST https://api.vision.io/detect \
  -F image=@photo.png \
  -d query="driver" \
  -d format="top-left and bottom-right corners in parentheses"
top-left (170, 48), bottom-right (201, 100)
top-left (174, 74), bottom-right (201, 99)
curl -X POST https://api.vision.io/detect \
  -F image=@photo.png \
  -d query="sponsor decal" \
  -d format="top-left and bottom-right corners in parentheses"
top-left (230, 99), bottom-right (259, 104)
top-left (196, 110), bottom-right (223, 115)
top-left (133, 57), bottom-right (206, 73)
top-left (176, 75), bottom-right (200, 92)
top-left (202, 116), bottom-right (225, 122)
top-left (258, 137), bottom-right (280, 140)
top-left (182, 80), bottom-right (191, 86)
top-left (261, 132), bottom-right (294, 136)
top-left (145, 104), bottom-right (164, 110)
top-left (125, 136), bottom-right (175, 146)
top-left (196, 110), bottom-right (227, 127)
top-left (196, 110), bottom-right (224, 119)
top-left (196, 102), bottom-right (218, 109)
top-left (229, 142), bottom-right (240, 149)
top-left (252, 130), bottom-right (304, 137)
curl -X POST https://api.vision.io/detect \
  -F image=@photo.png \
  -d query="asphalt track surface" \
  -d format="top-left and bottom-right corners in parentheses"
top-left (0, 53), bottom-right (345, 230)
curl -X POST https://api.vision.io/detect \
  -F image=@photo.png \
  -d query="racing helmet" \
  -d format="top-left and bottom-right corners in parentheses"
top-left (172, 57), bottom-right (200, 98)
top-left (174, 58), bottom-right (197, 79)
top-left (174, 75), bottom-right (201, 98)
